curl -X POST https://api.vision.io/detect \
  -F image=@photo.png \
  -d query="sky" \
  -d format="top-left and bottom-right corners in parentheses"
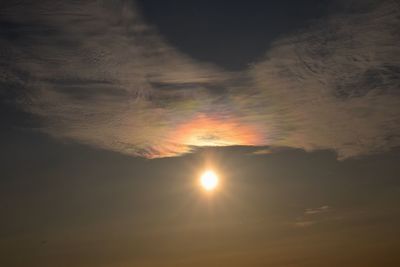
top-left (1, 0), bottom-right (400, 266)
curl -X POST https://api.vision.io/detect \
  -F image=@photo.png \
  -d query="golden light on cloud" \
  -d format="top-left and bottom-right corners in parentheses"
top-left (200, 170), bottom-right (219, 191)
top-left (170, 114), bottom-right (264, 148)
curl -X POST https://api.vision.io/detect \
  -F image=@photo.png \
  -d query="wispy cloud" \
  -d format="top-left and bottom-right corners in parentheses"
top-left (241, 0), bottom-right (400, 159)
top-left (1, 0), bottom-right (400, 158)
top-left (293, 220), bottom-right (316, 228)
top-left (251, 148), bottom-right (273, 155)
top-left (293, 205), bottom-right (332, 228)
top-left (305, 205), bottom-right (331, 215)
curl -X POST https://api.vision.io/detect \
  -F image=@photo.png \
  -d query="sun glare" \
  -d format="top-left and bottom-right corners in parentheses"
top-left (200, 170), bottom-right (219, 191)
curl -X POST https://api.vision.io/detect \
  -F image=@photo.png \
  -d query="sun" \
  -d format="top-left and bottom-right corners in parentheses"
top-left (200, 170), bottom-right (219, 191)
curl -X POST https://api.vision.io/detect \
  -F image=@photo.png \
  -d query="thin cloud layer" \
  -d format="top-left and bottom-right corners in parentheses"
top-left (1, 0), bottom-right (400, 158)
top-left (246, 0), bottom-right (400, 158)
top-left (293, 205), bottom-right (333, 228)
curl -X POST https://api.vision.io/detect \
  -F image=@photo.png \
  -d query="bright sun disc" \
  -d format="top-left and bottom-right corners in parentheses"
top-left (200, 170), bottom-right (218, 191)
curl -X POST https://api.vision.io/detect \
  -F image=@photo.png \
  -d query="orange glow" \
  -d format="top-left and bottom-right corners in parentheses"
top-left (169, 114), bottom-right (263, 147)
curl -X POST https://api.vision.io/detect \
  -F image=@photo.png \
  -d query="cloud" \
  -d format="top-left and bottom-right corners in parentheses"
top-left (1, 0), bottom-right (400, 159)
top-left (304, 205), bottom-right (331, 215)
top-left (251, 148), bottom-right (273, 155)
top-left (0, 0), bottom-right (232, 158)
top-left (241, 0), bottom-right (400, 159)
top-left (293, 220), bottom-right (316, 228)
top-left (293, 205), bottom-right (332, 227)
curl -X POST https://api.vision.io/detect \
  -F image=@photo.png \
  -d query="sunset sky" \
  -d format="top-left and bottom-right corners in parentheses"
top-left (1, 1), bottom-right (400, 266)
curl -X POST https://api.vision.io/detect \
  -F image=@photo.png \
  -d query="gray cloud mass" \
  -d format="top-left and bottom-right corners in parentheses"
top-left (1, 0), bottom-right (399, 159)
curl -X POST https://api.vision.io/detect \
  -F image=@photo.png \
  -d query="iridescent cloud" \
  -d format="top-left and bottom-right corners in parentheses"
top-left (2, 0), bottom-right (400, 159)
top-left (168, 114), bottom-right (265, 147)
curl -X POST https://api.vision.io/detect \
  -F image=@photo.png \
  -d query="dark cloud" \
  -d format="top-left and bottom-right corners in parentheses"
top-left (1, 0), bottom-right (399, 159)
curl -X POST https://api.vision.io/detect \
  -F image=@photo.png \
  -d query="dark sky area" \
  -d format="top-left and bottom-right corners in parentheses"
top-left (1, 1), bottom-right (400, 266)
top-left (136, 0), bottom-right (332, 70)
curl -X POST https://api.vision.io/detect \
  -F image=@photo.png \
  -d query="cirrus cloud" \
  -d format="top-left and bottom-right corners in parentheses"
top-left (1, 0), bottom-right (400, 159)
